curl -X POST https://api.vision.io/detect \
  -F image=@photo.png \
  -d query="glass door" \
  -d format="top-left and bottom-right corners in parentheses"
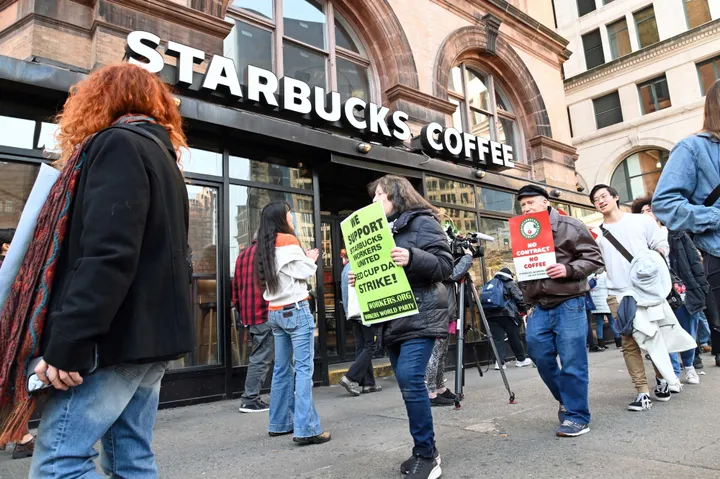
top-left (320, 217), bottom-right (356, 362)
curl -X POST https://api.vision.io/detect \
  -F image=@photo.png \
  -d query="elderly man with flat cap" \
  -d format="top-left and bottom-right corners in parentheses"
top-left (517, 184), bottom-right (604, 438)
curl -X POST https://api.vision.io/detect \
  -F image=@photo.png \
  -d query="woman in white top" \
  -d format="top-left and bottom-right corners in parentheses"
top-left (254, 201), bottom-right (330, 445)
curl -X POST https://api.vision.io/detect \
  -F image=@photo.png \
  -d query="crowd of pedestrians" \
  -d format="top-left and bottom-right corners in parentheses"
top-left (0, 63), bottom-right (718, 479)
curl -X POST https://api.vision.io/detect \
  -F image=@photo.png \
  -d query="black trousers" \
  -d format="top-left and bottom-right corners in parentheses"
top-left (488, 317), bottom-right (526, 364)
top-left (346, 321), bottom-right (380, 386)
top-left (703, 254), bottom-right (720, 355)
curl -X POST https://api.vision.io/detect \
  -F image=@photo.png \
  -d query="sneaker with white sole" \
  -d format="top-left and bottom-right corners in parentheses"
top-left (556, 420), bottom-right (590, 437)
top-left (515, 358), bottom-right (533, 368)
top-left (684, 367), bottom-right (700, 385)
top-left (403, 455), bottom-right (442, 479)
top-left (668, 379), bottom-right (683, 394)
top-left (628, 393), bottom-right (652, 411)
top-left (239, 401), bottom-right (270, 413)
top-left (401, 449), bottom-right (440, 475)
top-left (653, 379), bottom-right (671, 402)
top-left (494, 362), bottom-right (506, 370)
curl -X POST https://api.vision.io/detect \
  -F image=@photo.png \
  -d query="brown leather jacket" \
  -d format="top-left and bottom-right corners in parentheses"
top-left (522, 208), bottom-right (604, 308)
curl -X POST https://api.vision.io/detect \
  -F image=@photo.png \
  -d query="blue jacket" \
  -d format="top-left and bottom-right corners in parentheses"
top-left (652, 133), bottom-right (720, 257)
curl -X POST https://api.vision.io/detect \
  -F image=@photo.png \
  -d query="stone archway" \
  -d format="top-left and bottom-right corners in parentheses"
top-left (433, 24), bottom-right (551, 139)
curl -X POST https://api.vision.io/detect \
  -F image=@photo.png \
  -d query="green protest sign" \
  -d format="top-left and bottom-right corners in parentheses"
top-left (341, 202), bottom-right (418, 325)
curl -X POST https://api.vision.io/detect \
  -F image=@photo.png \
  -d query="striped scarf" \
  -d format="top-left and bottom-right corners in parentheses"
top-left (0, 115), bottom-right (156, 445)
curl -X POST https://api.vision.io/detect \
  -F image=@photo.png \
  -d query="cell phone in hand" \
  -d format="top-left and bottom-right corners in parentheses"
top-left (26, 357), bottom-right (52, 393)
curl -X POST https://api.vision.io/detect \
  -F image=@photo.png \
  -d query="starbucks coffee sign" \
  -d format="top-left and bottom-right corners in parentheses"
top-left (125, 31), bottom-right (514, 170)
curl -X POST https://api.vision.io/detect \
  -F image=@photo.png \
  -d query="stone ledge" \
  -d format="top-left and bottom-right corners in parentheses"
top-left (385, 83), bottom-right (457, 116)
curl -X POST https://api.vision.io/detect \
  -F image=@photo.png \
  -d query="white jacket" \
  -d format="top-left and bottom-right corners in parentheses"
top-left (625, 249), bottom-right (671, 306)
top-left (263, 233), bottom-right (317, 308)
top-left (589, 273), bottom-right (610, 314)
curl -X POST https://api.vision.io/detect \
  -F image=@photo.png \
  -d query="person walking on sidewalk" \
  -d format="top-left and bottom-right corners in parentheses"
top-left (426, 248), bottom-right (474, 406)
top-left (653, 80), bottom-right (720, 369)
top-left (632, 196), bottom-right (709, 385)
top-left (255, 201), bottom-right (330, 445)
top-left (339, 262), bottom-right (382, 396)
top-left (518, 184), bottom-right (604, 438)
top-left (351, 175), bottom-right (452, 479)
top-left (233, 238), bottom-right (273, 413)
top-left (590, 185), bottom-right (695, 412)
top-left (589, 272), bottom-right (623, 349)
top-left (21, 64), bottom-right (195, 478)
top-left (483, 268), bottom-right (532, 370)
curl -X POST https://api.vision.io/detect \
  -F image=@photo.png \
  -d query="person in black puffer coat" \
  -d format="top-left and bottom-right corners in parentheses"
top-left (351, 175), bottom-right (452, 479)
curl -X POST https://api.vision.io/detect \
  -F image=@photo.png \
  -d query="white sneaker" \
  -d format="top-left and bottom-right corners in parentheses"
top-left (494, 362), bottom-right (506, 370)
top-left (684, 367), bottom-right (700, 385)
top-left (515, 358), bottom-right (533, 368)
top-left (668, 378), bottom-right (683, 394)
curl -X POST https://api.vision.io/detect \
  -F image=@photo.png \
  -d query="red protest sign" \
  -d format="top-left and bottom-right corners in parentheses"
top-left (508, 210), bottom-right (557, 282)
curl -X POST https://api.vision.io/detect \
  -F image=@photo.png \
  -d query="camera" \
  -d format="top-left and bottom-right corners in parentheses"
top-left (446, 226), bottom-right (485, 260)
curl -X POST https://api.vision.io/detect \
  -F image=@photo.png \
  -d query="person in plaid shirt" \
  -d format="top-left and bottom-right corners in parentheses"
top-left (233, 240), bottom-right (273, 413)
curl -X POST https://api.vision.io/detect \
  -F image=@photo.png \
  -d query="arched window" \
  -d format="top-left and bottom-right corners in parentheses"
top-left (610, 149), bottom-right (669, 203)
top-left (225, 0), bottom-right (372, 102)
top-left (447, 63), bottom-right (521, 160)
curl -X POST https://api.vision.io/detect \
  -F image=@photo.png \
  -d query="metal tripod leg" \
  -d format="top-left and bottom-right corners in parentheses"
top-left (469, 282), bottom-right (516, 404)
top-left (454, 281), bottom-right (466, 409)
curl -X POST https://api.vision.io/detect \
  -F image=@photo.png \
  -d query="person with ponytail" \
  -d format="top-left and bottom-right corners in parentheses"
top-left (254, 201), bottom-right (330, 445)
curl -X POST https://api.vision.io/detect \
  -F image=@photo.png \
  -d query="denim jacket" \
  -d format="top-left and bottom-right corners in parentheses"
top-left (652, 133), bottom-right (720, 257)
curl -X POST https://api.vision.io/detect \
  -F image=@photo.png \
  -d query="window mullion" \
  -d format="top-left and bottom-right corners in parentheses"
top-left (327, 0), bottom-right (337, 92)
top-left (487, 74), bottom-right (499, 141)
top-left (460, 63), bottom-right (472, 132)
top-left (275, 0), bottom-right (284, 78)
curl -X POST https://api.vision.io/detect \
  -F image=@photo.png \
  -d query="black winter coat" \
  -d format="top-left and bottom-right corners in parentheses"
top-left (382, 209), bottom-right (453, 346)
top-left (668, 230), bottom-right (708, 315)
top-left (485, 271), bottom-right (527, 320)
top-left (41, 123), bottom-right (194, 371)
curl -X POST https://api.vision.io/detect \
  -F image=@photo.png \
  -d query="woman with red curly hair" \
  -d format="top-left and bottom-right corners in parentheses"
top-left (3, 62), bottom-right (194, 478)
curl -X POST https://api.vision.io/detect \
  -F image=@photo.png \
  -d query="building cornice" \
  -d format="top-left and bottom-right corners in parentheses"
top-left (565, 19), bottom-right (720, 92)
top-left (105, 0), bottom-right (233, 39)
top-left (430, 0), bottom-right (571, 65)
top-left (385, 84), bottom-right (457, 115)
top-left (529, 135), bottom-right (578, 158)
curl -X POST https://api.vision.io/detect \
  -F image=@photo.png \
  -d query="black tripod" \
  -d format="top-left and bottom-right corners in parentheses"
top-left (454, 268), bottom-right (517, 408)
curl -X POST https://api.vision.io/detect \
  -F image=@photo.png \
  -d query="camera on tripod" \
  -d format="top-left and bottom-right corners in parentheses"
top-left (445, 226), bottom-right (487, 260)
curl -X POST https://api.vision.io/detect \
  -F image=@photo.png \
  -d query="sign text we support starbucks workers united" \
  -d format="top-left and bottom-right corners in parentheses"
top-left (341, 202), bottom-right (418, 325)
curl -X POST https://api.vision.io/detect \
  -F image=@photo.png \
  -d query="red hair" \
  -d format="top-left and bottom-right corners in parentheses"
top-left (54, 63), bottom-right (187, 166)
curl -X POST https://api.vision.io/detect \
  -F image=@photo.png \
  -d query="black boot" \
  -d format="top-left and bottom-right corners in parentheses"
top-left (715, 354), bottom-right (720, 367)
top-left (694, 353), bottom-right (704, 369)
top-left (615, 337), bottom-right (623, 349)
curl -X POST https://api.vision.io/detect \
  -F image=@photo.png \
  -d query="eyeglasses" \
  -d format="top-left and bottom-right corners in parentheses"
top-left (592, 193), bottom-right (613, 205)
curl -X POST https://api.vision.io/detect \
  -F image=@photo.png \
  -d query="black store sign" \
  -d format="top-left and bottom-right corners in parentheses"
top-left (125, 31), bottom-right (514, 170)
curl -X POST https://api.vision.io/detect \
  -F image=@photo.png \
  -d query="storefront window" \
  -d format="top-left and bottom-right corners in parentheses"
top-left (181, 147), bottom-right (223, 177)
top-left (424, 176), bottom-right (475, 208)
top-left (0, 115), bottom-right (35, 149)
top-left (479, 217), bottom-right (513, 279)
top-left (229, 155), bottom-right (312, 190)
top-left (171, 185), bottom-right (220, 369)
top-left (448, 63), bottom-right (521, 162)
top-left (226, 0), bottom-right (373, 103)
top-left (228, 185), bottom-right (315, 366)
top-left (438, 207), bottom-right (483, 283)
top-left (611, 149), bottom-right (669, 203)
top-left (0, 161), bottom-right (40, 228)
top-left (477, 188), bottom-right (520, 214)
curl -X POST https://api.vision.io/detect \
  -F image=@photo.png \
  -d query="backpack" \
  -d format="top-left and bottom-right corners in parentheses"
top-left (480, 277), bottom-right (507, 311)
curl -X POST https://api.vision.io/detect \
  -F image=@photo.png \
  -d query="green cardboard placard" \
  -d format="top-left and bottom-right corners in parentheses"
top-left (341, 202), bottom-right (418, 325)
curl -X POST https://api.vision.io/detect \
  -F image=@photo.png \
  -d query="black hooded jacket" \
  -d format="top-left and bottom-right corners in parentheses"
top-left (382, 209), bottom-right (453, 346)
top-left (668, 230), bottom-right (708, 315)
top-left (484, 269), bottom-right (527, 320)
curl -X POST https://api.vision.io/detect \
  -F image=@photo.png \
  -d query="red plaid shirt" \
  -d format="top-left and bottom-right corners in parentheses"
top-left (232, 243), bottom-right (269, 327)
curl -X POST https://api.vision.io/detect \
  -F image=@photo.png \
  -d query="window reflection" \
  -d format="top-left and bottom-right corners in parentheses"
top-left (283, 41), bottom-right (327, 90)
top-left (438, 207), bottom-right (483, 283)
top-left (181, 147), bottom-right (223, 176)
top-left (38, 122), bottom-right (60, 155)
top-left (337, 57), bottom-right (369, 102)
top-left (479, 217), bottom-right (514, 279)
top-left (0, 161), bottom-right (40, 228)
top-left (229, 155), bottom-right (312, 190)
top-left (335, 15), bottom-right (359, 53)
top-left (467, 70), bottom-right (490, 111)
top-left (231, 0), bottom-right (274, 19)
top-left (477, 188), bottom-right (520, 214)
top-left (170, 185), bottom-right (220, 369)
top-left (425, 176), bottom-right (475, 208)
top-left (229, 185), bottom-right (316, 366)
top-left (283, 0), bottom-right (326, 49)
top-left (224, 19), bottom-right (273, 82)
top-left (0, 116), bottom-right (35, 149)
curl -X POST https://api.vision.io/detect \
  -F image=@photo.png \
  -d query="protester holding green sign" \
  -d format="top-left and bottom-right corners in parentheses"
top-left (347, 175), bottom-right (452, 479)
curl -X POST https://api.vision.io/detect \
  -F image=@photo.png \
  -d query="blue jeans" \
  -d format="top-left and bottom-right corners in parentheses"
top-left (697, 310), bottom-right (711, 345)
top-left (594, 313), bottom-right (620, 340)
top-left (29, 361), bottom-right (168, 478)
top-left (526, 296), bottom-right (590, 425)
top-left (267, 301), bottom-right (322, 438)
top-left (388, 338), bottom-right (436, 458)
top-left (670, 306), bottom-right (700, 376)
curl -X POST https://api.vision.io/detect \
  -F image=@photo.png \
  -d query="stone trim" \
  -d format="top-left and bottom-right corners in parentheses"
top-left (0, 12), bottom-right (91, 39)
top-left (106, 0), bottom-right (233, 38)
top-left (385, 84), bottom-right (457, 115)
top-left (433, 25), bottom-right (553, 139)
top-left (565, 18), bottom-right (720, 91)
top-left (529, 135), bottom-right (578, 158)
top-left (482, 13), bottom-right (502, 55)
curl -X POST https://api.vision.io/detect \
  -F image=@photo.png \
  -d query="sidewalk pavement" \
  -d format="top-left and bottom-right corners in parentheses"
top-left (2, 350), bottom-right (719, 478)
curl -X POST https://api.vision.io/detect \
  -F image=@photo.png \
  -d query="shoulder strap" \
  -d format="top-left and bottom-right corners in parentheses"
top-left (704, 184), bottom-right (720, 207)
top-left (108, 124), bottom-right (177, 165)
top-left (599, 224), bottom-right (634, 263)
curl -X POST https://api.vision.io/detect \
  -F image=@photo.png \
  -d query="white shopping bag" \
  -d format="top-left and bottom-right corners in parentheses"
top-left (0, 163), bottom-right (61, 311)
